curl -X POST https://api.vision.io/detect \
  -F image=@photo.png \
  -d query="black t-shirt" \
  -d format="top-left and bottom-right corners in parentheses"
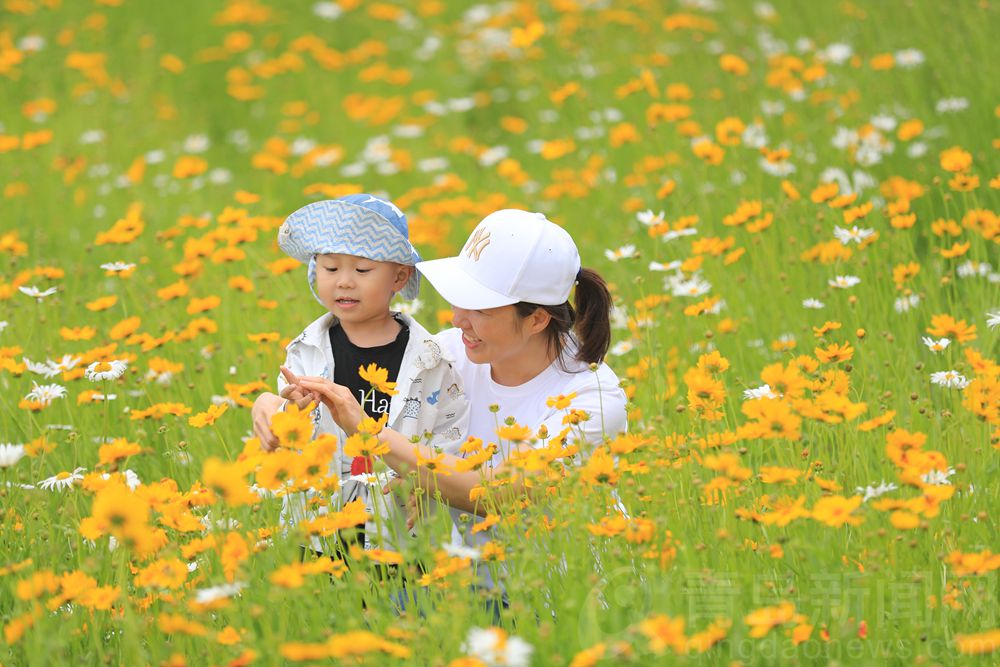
top-left (329, 318), bottom-right (409, 538)
top-left (329, 318), bottom-right (409, 423)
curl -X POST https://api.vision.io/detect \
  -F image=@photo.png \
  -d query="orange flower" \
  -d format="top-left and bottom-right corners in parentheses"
top-left (811, 495), bottom-right (863, 527)
top-left (926, 314), bottom-right (976, 343)
top-left (85, 295), bottom-right (118, 311)
top-left (188, 403), bottom-right (229, 428)
top-left (939, 146), bottom-right (972, 173)
top-left (358, 363), bottom-right (397, 396)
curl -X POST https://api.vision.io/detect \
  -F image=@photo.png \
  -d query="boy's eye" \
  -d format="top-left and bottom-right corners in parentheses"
top-left (324, 267), bottom-right (337, 272)
top-left (356, 269), bottom-right (372, 274)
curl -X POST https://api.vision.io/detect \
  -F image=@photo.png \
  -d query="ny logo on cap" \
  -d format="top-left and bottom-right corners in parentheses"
top-left (463, 226), bottom-right (491, 261)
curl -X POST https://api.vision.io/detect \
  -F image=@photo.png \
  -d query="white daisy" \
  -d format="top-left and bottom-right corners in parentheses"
top-left (195, 581), bottom-right (247, 605)
top-left (25, 382), bottom-right (67, 406)
top-left (23, 358), bottom-right (62, 378)
top-left (0, 320), bottom-right (7, 333)
top-left (636, 209), bottom-right (665, 226)
top-left (802, 298), bottom-right (825, 309)
top-left (921, 468), bottom-right (954, 486)
top-left (605, 245), bottom-right (638, 262)
top-left (394, 299), bottom-right (423, 316)
top-left (0, 444), bottom-right (26, 468)
top-left (659, 228), bottom-right (698, 243)
top-left (921, 337), bottom-right (951, 352)
top-left (443, 542), bottom-right (482, 560)
top-left (743, 384), bottom-right (778, 400)
top-left (667, 273), bottom-right (712, 297)
top-left (183, 134), bottom-right (210, 153)
top-left (894, 294), bottom-right (920, 313)
top-left (828, 275), bottom-right (861, 289)
top-left (100, 261), bottom-right (136, 273)
top-left (856, 480), bottom-right (897, 503)
top-left (609, 340), bottom-right (634, 356)
top-left (312, 1), bottom-right (342, 20)
top-left (38, 467), bottom-right (86, 491)
top-left (821, 42), bottom-right (853, 65)
top-left (85, 359), bottom-right (129, 382)
top-left (18, 285), bottom-right (58, 301)
top-left (929, 371), bottom-right (969, 389)
top-left (48, 355), bottom-right (82, 373)
top-left (986, 311), bottom-right (1000, 330)
top-left (648, 260), bottom-right (682, 272)
top-left (895, 49), bottom-right (925, 67)
top-left (956, 261), bottom-right (991, 278)
top-left (832, 226), bottom-right (875, 245)
top-left (462, 627), bottom-right (533, 667)
top-left (935, 97), bottom-right (969, 113)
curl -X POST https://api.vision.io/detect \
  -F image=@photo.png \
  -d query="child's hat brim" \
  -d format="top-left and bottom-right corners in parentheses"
top-left (280, 196), bottom-right (422, 300)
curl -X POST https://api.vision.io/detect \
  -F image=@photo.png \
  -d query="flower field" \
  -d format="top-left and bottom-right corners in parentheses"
top-left (1, 0), bottom-right (999, 664)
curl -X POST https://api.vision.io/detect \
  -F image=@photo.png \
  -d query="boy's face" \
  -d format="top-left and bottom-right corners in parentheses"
top-left (314, 253), bottom-right (412, 325)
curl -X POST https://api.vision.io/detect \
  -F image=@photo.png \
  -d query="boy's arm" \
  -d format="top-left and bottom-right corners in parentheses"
top-left (254, 345), bottom-right (314, 451)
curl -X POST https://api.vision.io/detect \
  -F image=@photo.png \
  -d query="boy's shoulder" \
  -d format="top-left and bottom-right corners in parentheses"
top-left (398, 315), bottom-right (458, 374)
top-left (286, 312), bottom-right (336, 351)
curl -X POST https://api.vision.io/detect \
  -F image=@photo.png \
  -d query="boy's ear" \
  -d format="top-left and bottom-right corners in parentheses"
top-left (395, 264), bottom-right (414, 290)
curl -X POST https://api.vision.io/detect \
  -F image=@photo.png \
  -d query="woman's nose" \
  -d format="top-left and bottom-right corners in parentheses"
top-left (451, 307), bottom-right (469, 327)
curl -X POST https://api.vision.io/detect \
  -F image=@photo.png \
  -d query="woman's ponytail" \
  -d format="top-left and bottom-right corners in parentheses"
top-left (572, 268), bottom-right (612, 365)
top-left (514, 266), bottom-right (612, 369)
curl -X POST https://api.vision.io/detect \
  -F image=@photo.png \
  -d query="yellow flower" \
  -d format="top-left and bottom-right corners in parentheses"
top-left (357, 412), bottom-right (388, 436)
top-left (639, 614), bottom-right (687, 654)
top-left (954, 629), bottom-right (1000, 655)
top-left (358, 363), bottom-right (397, 396)
top-left (580, 447), bottom-right (618, 485)
top-left (201, 458), bottom-right (258, 507)
top-left (270, 403), bottom-right (315, 447)
top-left (343, 433), bottom-right (389, 459)
top-left (811, 495), bottom-right (863, 527)
top-left (545, 392), bottom-right (577, 410)
top-left (744, 601), bottom-right (800, 638)
top-left (188, 403), bottom-right (229, 428)
top-left (85, 295), bottom-right (118, 312)
top-left (758, 466), bottom-right (801, 484)
top-left (939, 146), bottom-right (972, 173)
top-left (415, 450), bottom-right (453, 476)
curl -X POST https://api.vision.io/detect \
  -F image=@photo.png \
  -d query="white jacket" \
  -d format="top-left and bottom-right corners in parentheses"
top-left (278, 311), bottom-right (469, 552)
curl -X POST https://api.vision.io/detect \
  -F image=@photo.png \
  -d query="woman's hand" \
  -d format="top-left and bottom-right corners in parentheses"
top-left (296, 376), bottom-right (365, 436)
top-left (382, 478), bottom-right (419, 531)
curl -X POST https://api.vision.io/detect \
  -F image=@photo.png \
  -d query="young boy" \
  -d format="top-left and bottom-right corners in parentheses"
top-left (273, 194), bottom-right (468, 554)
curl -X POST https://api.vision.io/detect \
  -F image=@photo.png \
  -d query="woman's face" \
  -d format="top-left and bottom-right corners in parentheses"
top-left (451, 305), bottom-right (536, 367)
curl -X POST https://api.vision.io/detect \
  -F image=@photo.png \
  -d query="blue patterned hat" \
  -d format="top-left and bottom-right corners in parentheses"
top-left (278, 194), bottom-right (422, 302)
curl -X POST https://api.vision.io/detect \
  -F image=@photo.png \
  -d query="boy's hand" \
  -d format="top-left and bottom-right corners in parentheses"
top-left (252, 392), bottom-right (285, 452)
top-left (279, 366), bottom-right (318, 410)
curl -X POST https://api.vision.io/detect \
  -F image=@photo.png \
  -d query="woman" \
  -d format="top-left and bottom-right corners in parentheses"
top-left (253, 209), bottom-right (627, 538)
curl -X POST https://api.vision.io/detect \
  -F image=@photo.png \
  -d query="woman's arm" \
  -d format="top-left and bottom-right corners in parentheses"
top-left (296, 376), bottom-right (528, 516)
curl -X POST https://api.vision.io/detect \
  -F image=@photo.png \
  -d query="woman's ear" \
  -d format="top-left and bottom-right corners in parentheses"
top-left (528, 306), bottom-right (551, 335)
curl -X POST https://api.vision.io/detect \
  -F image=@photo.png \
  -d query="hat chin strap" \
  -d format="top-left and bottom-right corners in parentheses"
top-left (306, 256), bottom-right (326, 307)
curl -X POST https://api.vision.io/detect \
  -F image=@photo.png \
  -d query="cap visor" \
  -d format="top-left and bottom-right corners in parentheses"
top-left (416, 257), bottom-right (518, 310)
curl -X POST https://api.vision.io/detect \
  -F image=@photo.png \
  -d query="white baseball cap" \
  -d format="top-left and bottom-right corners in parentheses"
top-left (416, 209), bottom-right (581, 310)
